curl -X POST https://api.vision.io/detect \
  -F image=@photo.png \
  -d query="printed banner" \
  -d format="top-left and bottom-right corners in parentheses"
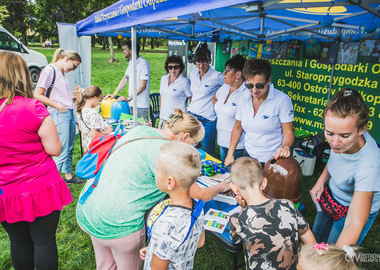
top-left (270, 59), bottom-right (380, 142)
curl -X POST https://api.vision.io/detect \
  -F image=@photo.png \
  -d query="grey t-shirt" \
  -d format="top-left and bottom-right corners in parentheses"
top-left (144, 205), bottom-right (204, 270)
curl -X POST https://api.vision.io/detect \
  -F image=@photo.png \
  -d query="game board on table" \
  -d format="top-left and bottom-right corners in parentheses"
top-left (197, 149), bottom-right (237, 205)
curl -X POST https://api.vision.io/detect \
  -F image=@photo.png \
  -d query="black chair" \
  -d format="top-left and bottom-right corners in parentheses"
top-left (150, 93), bottom-right (160, 127)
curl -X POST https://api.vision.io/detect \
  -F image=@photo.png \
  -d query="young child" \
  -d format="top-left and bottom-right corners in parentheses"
top-left (139, 141), bottom-right (205, 270)
top-left (298, 244), bottom-right (359, 270)
top-left (76, 85), bottom-right (112, 150)
top-left (228, 156), bottom-right (316, 270)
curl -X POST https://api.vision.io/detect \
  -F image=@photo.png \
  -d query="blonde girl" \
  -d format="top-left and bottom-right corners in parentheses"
top-left (34, 48), bottom-right (83, 184)
top-left (76, 86), bottom-right (112, 151)
top-left (298, 244), bottom-right (359, 270)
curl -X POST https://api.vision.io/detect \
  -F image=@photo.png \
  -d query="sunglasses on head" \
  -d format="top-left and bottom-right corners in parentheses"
top-left (168, 65), bottom-right (180, 70)
top-left (245, 81), bottom-right (267, 90)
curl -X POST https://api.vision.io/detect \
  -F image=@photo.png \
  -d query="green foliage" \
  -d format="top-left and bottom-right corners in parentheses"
top-left (0, 0), bottom-right (34, 45)
top-left (1, 47), bottom-right (379, 270)
top-left (0, 6), bottom-right (8, 24)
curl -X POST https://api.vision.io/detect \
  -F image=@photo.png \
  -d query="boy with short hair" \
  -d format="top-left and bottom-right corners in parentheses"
top-left (229, 157), bottom-right (316, 270)
top-left (139, 141), bottom-right (205, 270)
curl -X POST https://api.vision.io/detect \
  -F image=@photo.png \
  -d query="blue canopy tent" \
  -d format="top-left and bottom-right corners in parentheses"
top-left (77, 0), bottom-right (380, 41)
top-left (75, 0), bottom-right (379, 125)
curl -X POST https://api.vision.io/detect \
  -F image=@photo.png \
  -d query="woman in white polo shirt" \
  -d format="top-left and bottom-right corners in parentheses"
top-left (213, 54), bottom-right (247, 163)
top-left (158, 55), bottom-right (191, 128)
top-left (224, 59), bottom-right (295, 166)
top-left (34, 48), bottom-right (84, 184)
top-left (187, 43), bottom-right (224, 156)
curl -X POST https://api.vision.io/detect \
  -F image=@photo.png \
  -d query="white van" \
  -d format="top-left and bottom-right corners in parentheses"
top-left (0, 26), bottom-right (48, 87)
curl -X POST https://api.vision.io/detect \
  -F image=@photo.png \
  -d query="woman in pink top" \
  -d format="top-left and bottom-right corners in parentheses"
top-left (0, 52), bottom-right (73, 270)
top-left (34, 48), bottom-right (84, 184)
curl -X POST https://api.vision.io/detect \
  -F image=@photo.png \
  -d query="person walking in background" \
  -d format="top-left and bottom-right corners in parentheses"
top-left (34, 48), bottom-right (85, 184)
top-left (106, 41), bottom-right (150, 121)
top-left (158, 55), bottom-right (191, 128)
top-left (0, 51), bottom-right (73, 270)
top-left (224, 59), bottom-right (294, 166)
top-left (76, 85), bottom-right (113, 151)
top-left (213, 54), bottom-right (247, 163)
top-left (187, 43), bottom-right (224, 156)
top-left (311, 88), bottom-right (380, 246)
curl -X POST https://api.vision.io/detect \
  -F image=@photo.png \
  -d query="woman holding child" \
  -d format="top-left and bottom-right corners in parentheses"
top-left (224, 58), bottom-right (294, 166)
top-left (76, 110), bottom-right (229, 270)
top-left (311, 88), bottom-right (380, 246)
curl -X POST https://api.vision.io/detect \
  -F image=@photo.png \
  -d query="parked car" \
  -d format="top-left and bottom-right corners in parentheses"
top-left (0, 26), bottom-right (48, 87)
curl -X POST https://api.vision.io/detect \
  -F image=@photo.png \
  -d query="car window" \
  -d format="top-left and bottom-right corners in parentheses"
top-left (0, 31), bottom-right (21, 52)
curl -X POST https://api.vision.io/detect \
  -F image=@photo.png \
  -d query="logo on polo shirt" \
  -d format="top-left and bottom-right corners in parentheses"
top-left (173, 89), bottom-right (177, 91)
top-left (262, 115), bottom-right (269, 119)
top-left (289, 110), bottom-right (294, 116)
top-left (205, 85), bottom-right (209, 87)
top-left (232, 103), bottom-right (237, 106)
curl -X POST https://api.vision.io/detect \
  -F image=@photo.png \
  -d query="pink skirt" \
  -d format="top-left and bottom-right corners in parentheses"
top-left (0, 179), bottom-right (73, 223)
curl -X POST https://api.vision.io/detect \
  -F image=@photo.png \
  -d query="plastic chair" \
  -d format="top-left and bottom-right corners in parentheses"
top-left (150, 93), bottom-right (160, 127)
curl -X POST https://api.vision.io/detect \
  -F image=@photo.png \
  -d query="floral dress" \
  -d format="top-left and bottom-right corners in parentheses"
top-left (77, 108), bottom-right (109, 151)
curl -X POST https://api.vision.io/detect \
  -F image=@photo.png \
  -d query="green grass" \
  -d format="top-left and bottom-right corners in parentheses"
top-left (1, 46), bottom-right (379, 269)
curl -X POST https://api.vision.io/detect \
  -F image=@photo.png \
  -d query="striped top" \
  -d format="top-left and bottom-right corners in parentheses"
top-left (36, 64), bottom-right (74, 112)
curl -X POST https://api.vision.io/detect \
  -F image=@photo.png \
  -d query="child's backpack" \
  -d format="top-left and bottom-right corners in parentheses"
top-left (146, 198), bottom-right (205, 246)
top-left (76, 124), bottom-right (125, 180)
top-left (77, 125), bottom-right (170, 204)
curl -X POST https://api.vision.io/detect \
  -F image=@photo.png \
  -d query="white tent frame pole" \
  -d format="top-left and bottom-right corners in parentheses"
top-left (348, 0), bottom-right (380, 17)
top-left (327, 28), bottom-right (342, 102)
top-left (131, 26), bottom-right (138, 127)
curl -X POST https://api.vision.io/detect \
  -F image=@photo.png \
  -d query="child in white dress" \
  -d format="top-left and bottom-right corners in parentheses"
top-left (76, 86), bottom-right (112, 151)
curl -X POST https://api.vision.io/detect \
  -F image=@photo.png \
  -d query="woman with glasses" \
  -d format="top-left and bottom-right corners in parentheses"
top-left (187, 43), bottom-right (224, 156)
top-left (224, 58), bottom-right (295, 166)
top-left (34, 48), bottom-right (84, 184)
top-left (158, 55), bottom-right (192, 128)
top-left (213, 54), bottom-right (247, 163)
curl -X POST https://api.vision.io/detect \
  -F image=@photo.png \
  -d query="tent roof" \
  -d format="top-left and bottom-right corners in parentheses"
top-left (76, 0), bottom-right (380, 41)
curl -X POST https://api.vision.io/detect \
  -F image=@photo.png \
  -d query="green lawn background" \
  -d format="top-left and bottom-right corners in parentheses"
top-left (0, 46), bottom-right (379, 269)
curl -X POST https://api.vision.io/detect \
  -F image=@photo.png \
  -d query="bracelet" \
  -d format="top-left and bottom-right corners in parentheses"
top-left (281, 145), bottom-right (290, 151)
top-left (113, 91), bottom-right (118, 95)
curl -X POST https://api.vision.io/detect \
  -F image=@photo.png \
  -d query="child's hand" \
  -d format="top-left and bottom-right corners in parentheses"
top-left (139, 247), bottom-right (147, 261)
top-left (229, 183), bottom-right (247, 209)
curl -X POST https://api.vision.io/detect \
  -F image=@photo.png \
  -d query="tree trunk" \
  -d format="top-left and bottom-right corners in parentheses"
top-left (150, 38), bottom-right (155, 49)
top-left (108, 37), bottom-right (119, 63)
top-left (102, 37), bottom-right (106, 50)
top-left (22, 30), bottom-right (28, 46)
top-left (117, 38), bottom-right (122, 49)
top-left (142, 38), bottom-right (146, 50)
top-left (92, 36), bottom-right (96, 47)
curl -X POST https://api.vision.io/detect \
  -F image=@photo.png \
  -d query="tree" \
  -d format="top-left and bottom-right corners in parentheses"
top-left (0, 6), bottom-right (8, 24)
top-left (0, 0), bottom-right (34, 45)
top-left (34, 0), bottom-right (115, 41)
